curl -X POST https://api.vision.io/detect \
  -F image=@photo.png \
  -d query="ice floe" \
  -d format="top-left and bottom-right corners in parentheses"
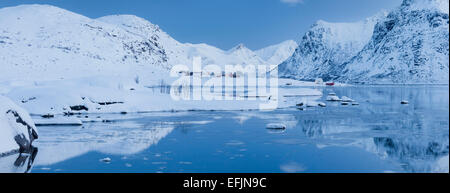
top-left (341, 96), bottom-right (355, 102)
top-left (326, 95), bottom-right (341, 101)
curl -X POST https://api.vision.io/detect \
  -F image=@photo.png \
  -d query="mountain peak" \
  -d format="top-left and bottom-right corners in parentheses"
top-left (228, 43), bottom-right (253, 53)
top-left (97, 14), bottom-right (160, 31)
top-left (230, 43), bottom-right (247, 50)
top-left (255, 40), bottom-right (298, 65)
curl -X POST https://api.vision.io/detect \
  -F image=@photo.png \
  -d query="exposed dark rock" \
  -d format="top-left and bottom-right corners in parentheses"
top-left (70, 105), bottom-right (89, 111)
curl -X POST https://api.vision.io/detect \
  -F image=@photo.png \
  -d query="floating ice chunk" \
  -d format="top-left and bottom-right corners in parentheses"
top-left (326, 95), bottom-right (341, 101)
top-left (318, 102), bottom-right (326, 107)
top-left (352, 102), bottom-right (360, 106)
top-left (401, 100), bottom-right (409, 104)
top-left (266, 123), bottom-right (287, 130)
top-left (341, 96), bottom-right (354, 102)
top-left (100, 157), bottom-right (111, 163)
top-left (341, 102), bottom-right (350, 105)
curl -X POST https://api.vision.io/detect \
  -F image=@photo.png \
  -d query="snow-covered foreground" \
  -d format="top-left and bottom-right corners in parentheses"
top-left (0, 96), bottom-right (38, 156)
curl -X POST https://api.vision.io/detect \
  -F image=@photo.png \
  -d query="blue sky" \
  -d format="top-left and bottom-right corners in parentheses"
top-left (0, 0), bottom-right (402, 50)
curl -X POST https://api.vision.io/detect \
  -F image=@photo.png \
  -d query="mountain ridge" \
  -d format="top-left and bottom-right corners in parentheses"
top-left (0, 4), bottom-right (296, 84)
top-left (279, 0), bottom-right (449, 84)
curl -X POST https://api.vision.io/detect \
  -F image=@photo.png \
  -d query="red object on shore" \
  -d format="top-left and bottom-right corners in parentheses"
top-left (326, 82), bottom-right (335, 86)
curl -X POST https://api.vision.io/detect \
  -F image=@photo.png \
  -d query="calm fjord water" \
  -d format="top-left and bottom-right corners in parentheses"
top-left (23, 86), bottom-right (450, 173)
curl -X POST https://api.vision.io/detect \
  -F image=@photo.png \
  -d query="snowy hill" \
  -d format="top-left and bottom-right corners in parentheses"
top-left (256, 40), bottom-right (298, 67)
top-left (338, 0), bottom-right (449, 84)
top-left (278, 12), bottom-right (386, 81)
top-left (0, 5), bottom-right (170, 84)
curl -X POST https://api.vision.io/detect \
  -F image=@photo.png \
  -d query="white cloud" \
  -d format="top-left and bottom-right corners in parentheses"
top-left (280, 0), bottom-right (304, 5)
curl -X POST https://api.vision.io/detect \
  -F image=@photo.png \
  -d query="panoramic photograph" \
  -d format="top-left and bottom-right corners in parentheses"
top-left (0, 0), bottom-right (448, 178)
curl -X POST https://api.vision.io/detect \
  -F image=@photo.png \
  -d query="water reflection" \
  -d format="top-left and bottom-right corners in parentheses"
top-left (34, 120), bottom-right (174, 166)
top-left (0, 147), bottom-right (37, 173)
top-left (23, 85), bottom-right (449, 173)
top-left (291, 86), bottom-right (449, 172)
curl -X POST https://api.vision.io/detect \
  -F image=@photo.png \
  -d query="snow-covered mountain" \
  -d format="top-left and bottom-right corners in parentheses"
top-left (278, 12), bottom-right (387, 81)
top-left (0, 5), bottom-right (171, 84)
top-left (98, 15), bottom-right (271, 68)
top-left (0, 5), bottom-right (287, 85)
top-left (256, 40), bottom-right (298, 67)
top-left (279, 0), bottom-right (449, 84)
top-left (339, 0), bottom-right (449, 84)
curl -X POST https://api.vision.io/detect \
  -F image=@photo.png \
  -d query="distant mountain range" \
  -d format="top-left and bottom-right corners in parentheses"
top-left (0, 4), bottom-right (297, 83)
top-left (1, 0), bottom-right (448, 84)
top-left (279, 0), bottom-right (449, 84)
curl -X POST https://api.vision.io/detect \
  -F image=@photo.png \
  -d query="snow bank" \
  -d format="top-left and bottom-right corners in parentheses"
top-left (0, 96), bottom-right (38, 156)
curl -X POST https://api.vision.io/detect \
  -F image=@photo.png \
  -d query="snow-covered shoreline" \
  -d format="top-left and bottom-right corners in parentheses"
top-left (1, 76), bottom-right (326, 118)
top-left (0, 96), bottom-right (38, 156)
